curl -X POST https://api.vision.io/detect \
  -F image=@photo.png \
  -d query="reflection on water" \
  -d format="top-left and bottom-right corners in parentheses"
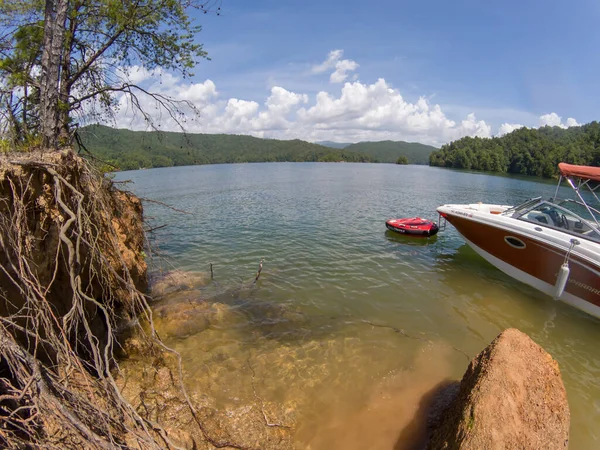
top-left (384, 230), bottom-right (439, 246)
top-left (116, 163), bottom-right (600, 449)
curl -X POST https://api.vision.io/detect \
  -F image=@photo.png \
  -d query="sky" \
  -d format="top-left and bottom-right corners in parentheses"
top-left (112, 0), bottom-right (600, 146)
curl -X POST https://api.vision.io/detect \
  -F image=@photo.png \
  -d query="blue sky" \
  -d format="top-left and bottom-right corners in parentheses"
top-left (115, 0), bottom-right (600, 145)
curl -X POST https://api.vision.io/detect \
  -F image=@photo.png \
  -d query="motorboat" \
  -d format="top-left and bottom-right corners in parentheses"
top-left (437, 163), bottom-right (600, 320)
top-left (386, 217), bottom-right (439, 237)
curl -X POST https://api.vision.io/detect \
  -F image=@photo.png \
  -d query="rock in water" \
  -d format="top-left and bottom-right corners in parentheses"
top-left (428, 328), bottom-right (570, 449)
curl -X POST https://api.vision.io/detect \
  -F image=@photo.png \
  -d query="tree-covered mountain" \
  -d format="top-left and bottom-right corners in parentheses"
top-left (342, 140), bottom-right (438, 164)
top-left (429, 122), bottom-right (600, 178)
top-left (316, 141), bottom-right (353, 149)
top-left (78, 125), bottom-right (376, 170)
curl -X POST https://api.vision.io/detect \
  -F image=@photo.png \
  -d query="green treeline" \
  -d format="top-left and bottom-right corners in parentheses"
top-left (429, 122), bottom-right (600, 177)
top-left (79, 125), bottom-right (376, 170)
top-left (343, 140), bottom-right (436, 164)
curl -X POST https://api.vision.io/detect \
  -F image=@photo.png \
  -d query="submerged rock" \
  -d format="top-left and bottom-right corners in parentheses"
top-left (118, 351), bottom-right (295, 450)
top-left (427, 328), bottom-right (570, 449)
top-left (153, 300), bottom-right (215, 339)
top-left (151, 270), bottom-right (209, 298)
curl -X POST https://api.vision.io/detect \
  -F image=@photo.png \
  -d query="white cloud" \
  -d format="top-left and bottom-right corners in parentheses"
top-left (539, 112), bottom-right (580, 129)
top-left (566, 117), bottom-right (579, 127)
top-left (498, 123), bottom-right (524, 136)
top-left (312, 49), bottom-right (359, 84)
top-left (102, 55), bottom-right (580, 146)
top-left (539, 112), bottom-right (563, 127)
top-left (455, 113), bottom-right (492, 139)
top-left (496, 113), bottom-right (580, 137)
top-left (108, 72), bottom-right (494, 145)
top-left (265, 86), bottom-right (308, 114)
top-left (115, 65), bottom-right (158, 84)
top-left (330, 59), bottom-right (359, 84)
top-left (175, 79), bottom-right (218, 103)
top-left (312, 50), bottom-right (343, 73)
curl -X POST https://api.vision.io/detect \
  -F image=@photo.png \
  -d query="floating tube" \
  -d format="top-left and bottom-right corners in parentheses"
top-left (385, 217), bottom-right (439, 237)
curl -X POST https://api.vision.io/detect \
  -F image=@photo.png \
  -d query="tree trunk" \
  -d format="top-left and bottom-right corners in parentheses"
top-left (57, 7), bottom-right (79, 144)
top-left (40, 0), bottom-right (69, 150)
top-left (58, 46), bottom-right (71, 143)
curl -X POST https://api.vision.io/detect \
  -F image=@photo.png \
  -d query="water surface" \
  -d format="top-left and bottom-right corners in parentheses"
top-left (116, 163), bottom-right (600, 449)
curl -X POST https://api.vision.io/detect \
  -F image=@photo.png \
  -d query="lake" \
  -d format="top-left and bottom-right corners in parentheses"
top-left (115, 163), bottom-right (600, 449)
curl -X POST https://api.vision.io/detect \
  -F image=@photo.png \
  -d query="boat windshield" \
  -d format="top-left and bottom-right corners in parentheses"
top-left (501, 196), bottom-right (542, 217)
top-left (509, 199), bottom-right (600, 243)
top-left (558, 199), bottom-right (600, 224)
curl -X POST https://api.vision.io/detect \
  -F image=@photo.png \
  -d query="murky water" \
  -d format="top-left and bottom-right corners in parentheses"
top-left (116, 163), bottom-right (600, 449)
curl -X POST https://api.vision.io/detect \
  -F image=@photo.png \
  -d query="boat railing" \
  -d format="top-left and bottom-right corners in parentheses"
top-left (560, 199), bottom-right (600, 219)
top-left (564, 177), bottom-right (600, 229)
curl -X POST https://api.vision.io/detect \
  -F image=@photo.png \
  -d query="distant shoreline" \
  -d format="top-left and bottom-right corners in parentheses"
top-left (78, 124), bottom-right (436, 171)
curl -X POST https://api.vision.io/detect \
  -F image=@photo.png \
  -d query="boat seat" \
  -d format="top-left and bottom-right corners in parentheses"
top-left (527, 211), bottom-right (550, 225)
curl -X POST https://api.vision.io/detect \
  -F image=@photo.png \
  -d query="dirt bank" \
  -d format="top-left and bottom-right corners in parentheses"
top-left (0, 149), bottom-right (155, 448)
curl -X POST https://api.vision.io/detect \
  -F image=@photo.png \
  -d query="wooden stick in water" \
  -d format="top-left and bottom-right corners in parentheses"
top-left (254, 258), bottom-right (264, 283)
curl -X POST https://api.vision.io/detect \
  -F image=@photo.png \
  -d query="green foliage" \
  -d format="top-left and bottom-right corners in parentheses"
top-left (0, 0), bottom-right (211, 145)
top-left (344, 140), bottom-right (437, 164)
top-left (316, 141), bottom-right (353, 149)
top-left (0, 139), bottom-right (10, 153)
top-left (396, 155), bottom-right (409, 165)
top-left (429, 122), bottom-right (600, 177)
top-left (78, 125), bottom-right (377, 170)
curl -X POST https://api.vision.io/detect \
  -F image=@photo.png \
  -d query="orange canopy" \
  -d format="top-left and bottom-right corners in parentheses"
top-left (558, 163), bottom-right (600, 182)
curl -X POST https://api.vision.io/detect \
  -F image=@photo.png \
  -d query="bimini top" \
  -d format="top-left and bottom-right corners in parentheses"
top-left (559, 163), bottom-right (600, 182)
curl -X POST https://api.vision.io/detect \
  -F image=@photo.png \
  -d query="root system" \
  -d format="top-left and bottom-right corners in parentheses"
top-left (0, 149), bottom-right (177, 448)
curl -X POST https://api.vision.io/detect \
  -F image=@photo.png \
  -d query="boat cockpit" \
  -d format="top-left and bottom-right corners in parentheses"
top-left (505, 196), bottom-right (600, 242)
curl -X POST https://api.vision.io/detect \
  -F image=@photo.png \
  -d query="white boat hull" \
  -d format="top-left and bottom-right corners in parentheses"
top-left (438, 203), bottom-right (600, 320)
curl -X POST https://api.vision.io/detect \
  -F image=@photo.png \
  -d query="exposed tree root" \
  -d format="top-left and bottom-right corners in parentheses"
top-left (0, 149), bottom-right (248, 449)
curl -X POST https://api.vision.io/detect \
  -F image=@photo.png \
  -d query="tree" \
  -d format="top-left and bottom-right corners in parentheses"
top-left (1, 0), bottom-right (218, 149)
top-left (396, 155), bottom-right (409, 165)
top-left (428, 122), bottom-right (600, 177)
top-left (40, 0), bottom-right (68, 148)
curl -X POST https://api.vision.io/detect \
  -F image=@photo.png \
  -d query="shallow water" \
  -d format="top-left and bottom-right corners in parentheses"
top-left (116, 163), bottom-right (600, 449)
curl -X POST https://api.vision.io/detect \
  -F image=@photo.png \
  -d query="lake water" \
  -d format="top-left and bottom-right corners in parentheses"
top-left (116, 163), bottom-right (600, 449)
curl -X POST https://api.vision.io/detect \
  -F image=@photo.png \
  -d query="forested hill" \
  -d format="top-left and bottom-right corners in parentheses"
top-left (342, 141), bottom-right (437, 164)
top-left (316, 141), bottom-right (352, 149)
top-left (78, 125), bottom-right (376, 170)
top-left (429, 122), bottom-right (600, 178)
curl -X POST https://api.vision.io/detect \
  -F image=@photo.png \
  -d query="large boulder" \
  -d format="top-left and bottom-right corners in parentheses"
top-left (428, 328), bottom-right (570, 449)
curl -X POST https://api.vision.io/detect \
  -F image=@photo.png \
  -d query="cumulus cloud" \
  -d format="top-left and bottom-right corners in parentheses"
top-left (312, 49), bottom-right (359, 84)
top-left (539, 112), bottom-right (562, 127)
top-left (107, 75), bottom-right (219, 131)
top-left (293, 79), bottom-right (479, 144)
top-left (539, 112), bottom-right (579, 129)
top-left (330, 59), bottom-right (359, 83)
top-left (108, 70), bottom-right (494, 146)
top-left (104, 55), bottom-right (580, 146)
top-left (312, 50), bottom-right (343, 73)
top-left (565, 117), bottom-right (579, 127)
top-left (497, 123), bottom-right (524, 136)
top-left (496, 113), bottom-right (581, 137)
top-left (455, 113), bottom-right (492, 139)
top-left (116, 65), bottom-right (155, 84)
